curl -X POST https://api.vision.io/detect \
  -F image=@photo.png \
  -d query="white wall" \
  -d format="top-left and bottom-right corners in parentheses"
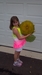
top-left (0, 0), bottom-right (42, 52)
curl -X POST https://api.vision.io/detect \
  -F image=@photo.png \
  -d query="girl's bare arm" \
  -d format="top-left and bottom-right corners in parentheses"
top-left (13, 28), bottom-right (31, 40)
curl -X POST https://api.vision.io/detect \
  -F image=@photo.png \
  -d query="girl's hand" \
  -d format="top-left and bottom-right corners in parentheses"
top-left (26, 33), bottom-right (32, 37)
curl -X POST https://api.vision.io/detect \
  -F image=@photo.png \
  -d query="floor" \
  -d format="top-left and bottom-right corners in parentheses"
top-left (0, 52), bottom-right (42, 75)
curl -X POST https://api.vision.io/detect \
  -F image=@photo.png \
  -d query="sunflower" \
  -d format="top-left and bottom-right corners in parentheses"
top-left (20, 20), bottom-right (35, 35)
top-left (20, 20), bottom-right (36, 42)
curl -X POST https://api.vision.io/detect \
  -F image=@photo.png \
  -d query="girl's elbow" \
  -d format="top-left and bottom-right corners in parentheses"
top-left (18, 37), bottom-right (22, 40)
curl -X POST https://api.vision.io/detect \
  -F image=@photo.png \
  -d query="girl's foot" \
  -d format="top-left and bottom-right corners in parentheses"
top-left (13, 61), bottom-right (22, 67)
top-left (17, 58), bottom-right (23, 64)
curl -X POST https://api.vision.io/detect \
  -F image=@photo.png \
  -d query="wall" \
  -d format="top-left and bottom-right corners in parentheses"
top-left (0, 0), bottom-right (42, 52)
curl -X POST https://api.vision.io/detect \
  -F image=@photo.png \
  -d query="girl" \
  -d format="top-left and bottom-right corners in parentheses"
top-left (9, 16), bottom-right (31, 67)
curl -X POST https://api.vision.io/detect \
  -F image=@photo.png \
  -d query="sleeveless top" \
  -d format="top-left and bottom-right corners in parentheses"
top-left (12, 26), bottom-right (26, 48)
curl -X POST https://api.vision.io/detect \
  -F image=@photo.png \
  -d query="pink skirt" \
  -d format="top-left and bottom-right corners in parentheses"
top-left (13, 39), bottom-right (26, 49)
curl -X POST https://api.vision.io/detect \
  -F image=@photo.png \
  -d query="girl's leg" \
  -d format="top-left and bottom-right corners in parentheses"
top-left (14, 47), bottom-right (22, 61)
top-left (13, 47), bottom-right (23, 67)
top-left (14, 51), bottom-right (20, 61)
top-left (13, 51), bottom-right (22, 67)
top-left (14, 51), bottom-right (23, 64)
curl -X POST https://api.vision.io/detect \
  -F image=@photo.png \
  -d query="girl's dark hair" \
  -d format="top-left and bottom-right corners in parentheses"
top-left (9, 16), bottom-right (20, 30)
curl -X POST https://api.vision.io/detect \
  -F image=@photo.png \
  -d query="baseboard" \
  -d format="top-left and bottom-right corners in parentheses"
top-left (0, 46), bottom-right (42, 60)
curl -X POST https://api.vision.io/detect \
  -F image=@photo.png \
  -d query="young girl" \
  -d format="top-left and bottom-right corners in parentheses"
top-left (9, 16), bottom-right (31, 67)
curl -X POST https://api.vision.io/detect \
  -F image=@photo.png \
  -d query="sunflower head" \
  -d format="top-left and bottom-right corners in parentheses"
top-left (20, 20), bottom-right (35, 35)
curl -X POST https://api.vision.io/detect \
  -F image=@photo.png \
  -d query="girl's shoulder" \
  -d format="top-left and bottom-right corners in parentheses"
top-left (12, 26), bottom-right (16, 29)
top-left (12, 26), bottom-right (20, 30)
top-left (12, 26), bottom-right (21, 35)
top-left (12, 26), bottom-right (17, 30)
top-left (12, 26), bottom-right (20, 32)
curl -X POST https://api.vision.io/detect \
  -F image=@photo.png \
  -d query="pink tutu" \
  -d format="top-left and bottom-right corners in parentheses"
top-left (13, 39), bottom-right (26, 49)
